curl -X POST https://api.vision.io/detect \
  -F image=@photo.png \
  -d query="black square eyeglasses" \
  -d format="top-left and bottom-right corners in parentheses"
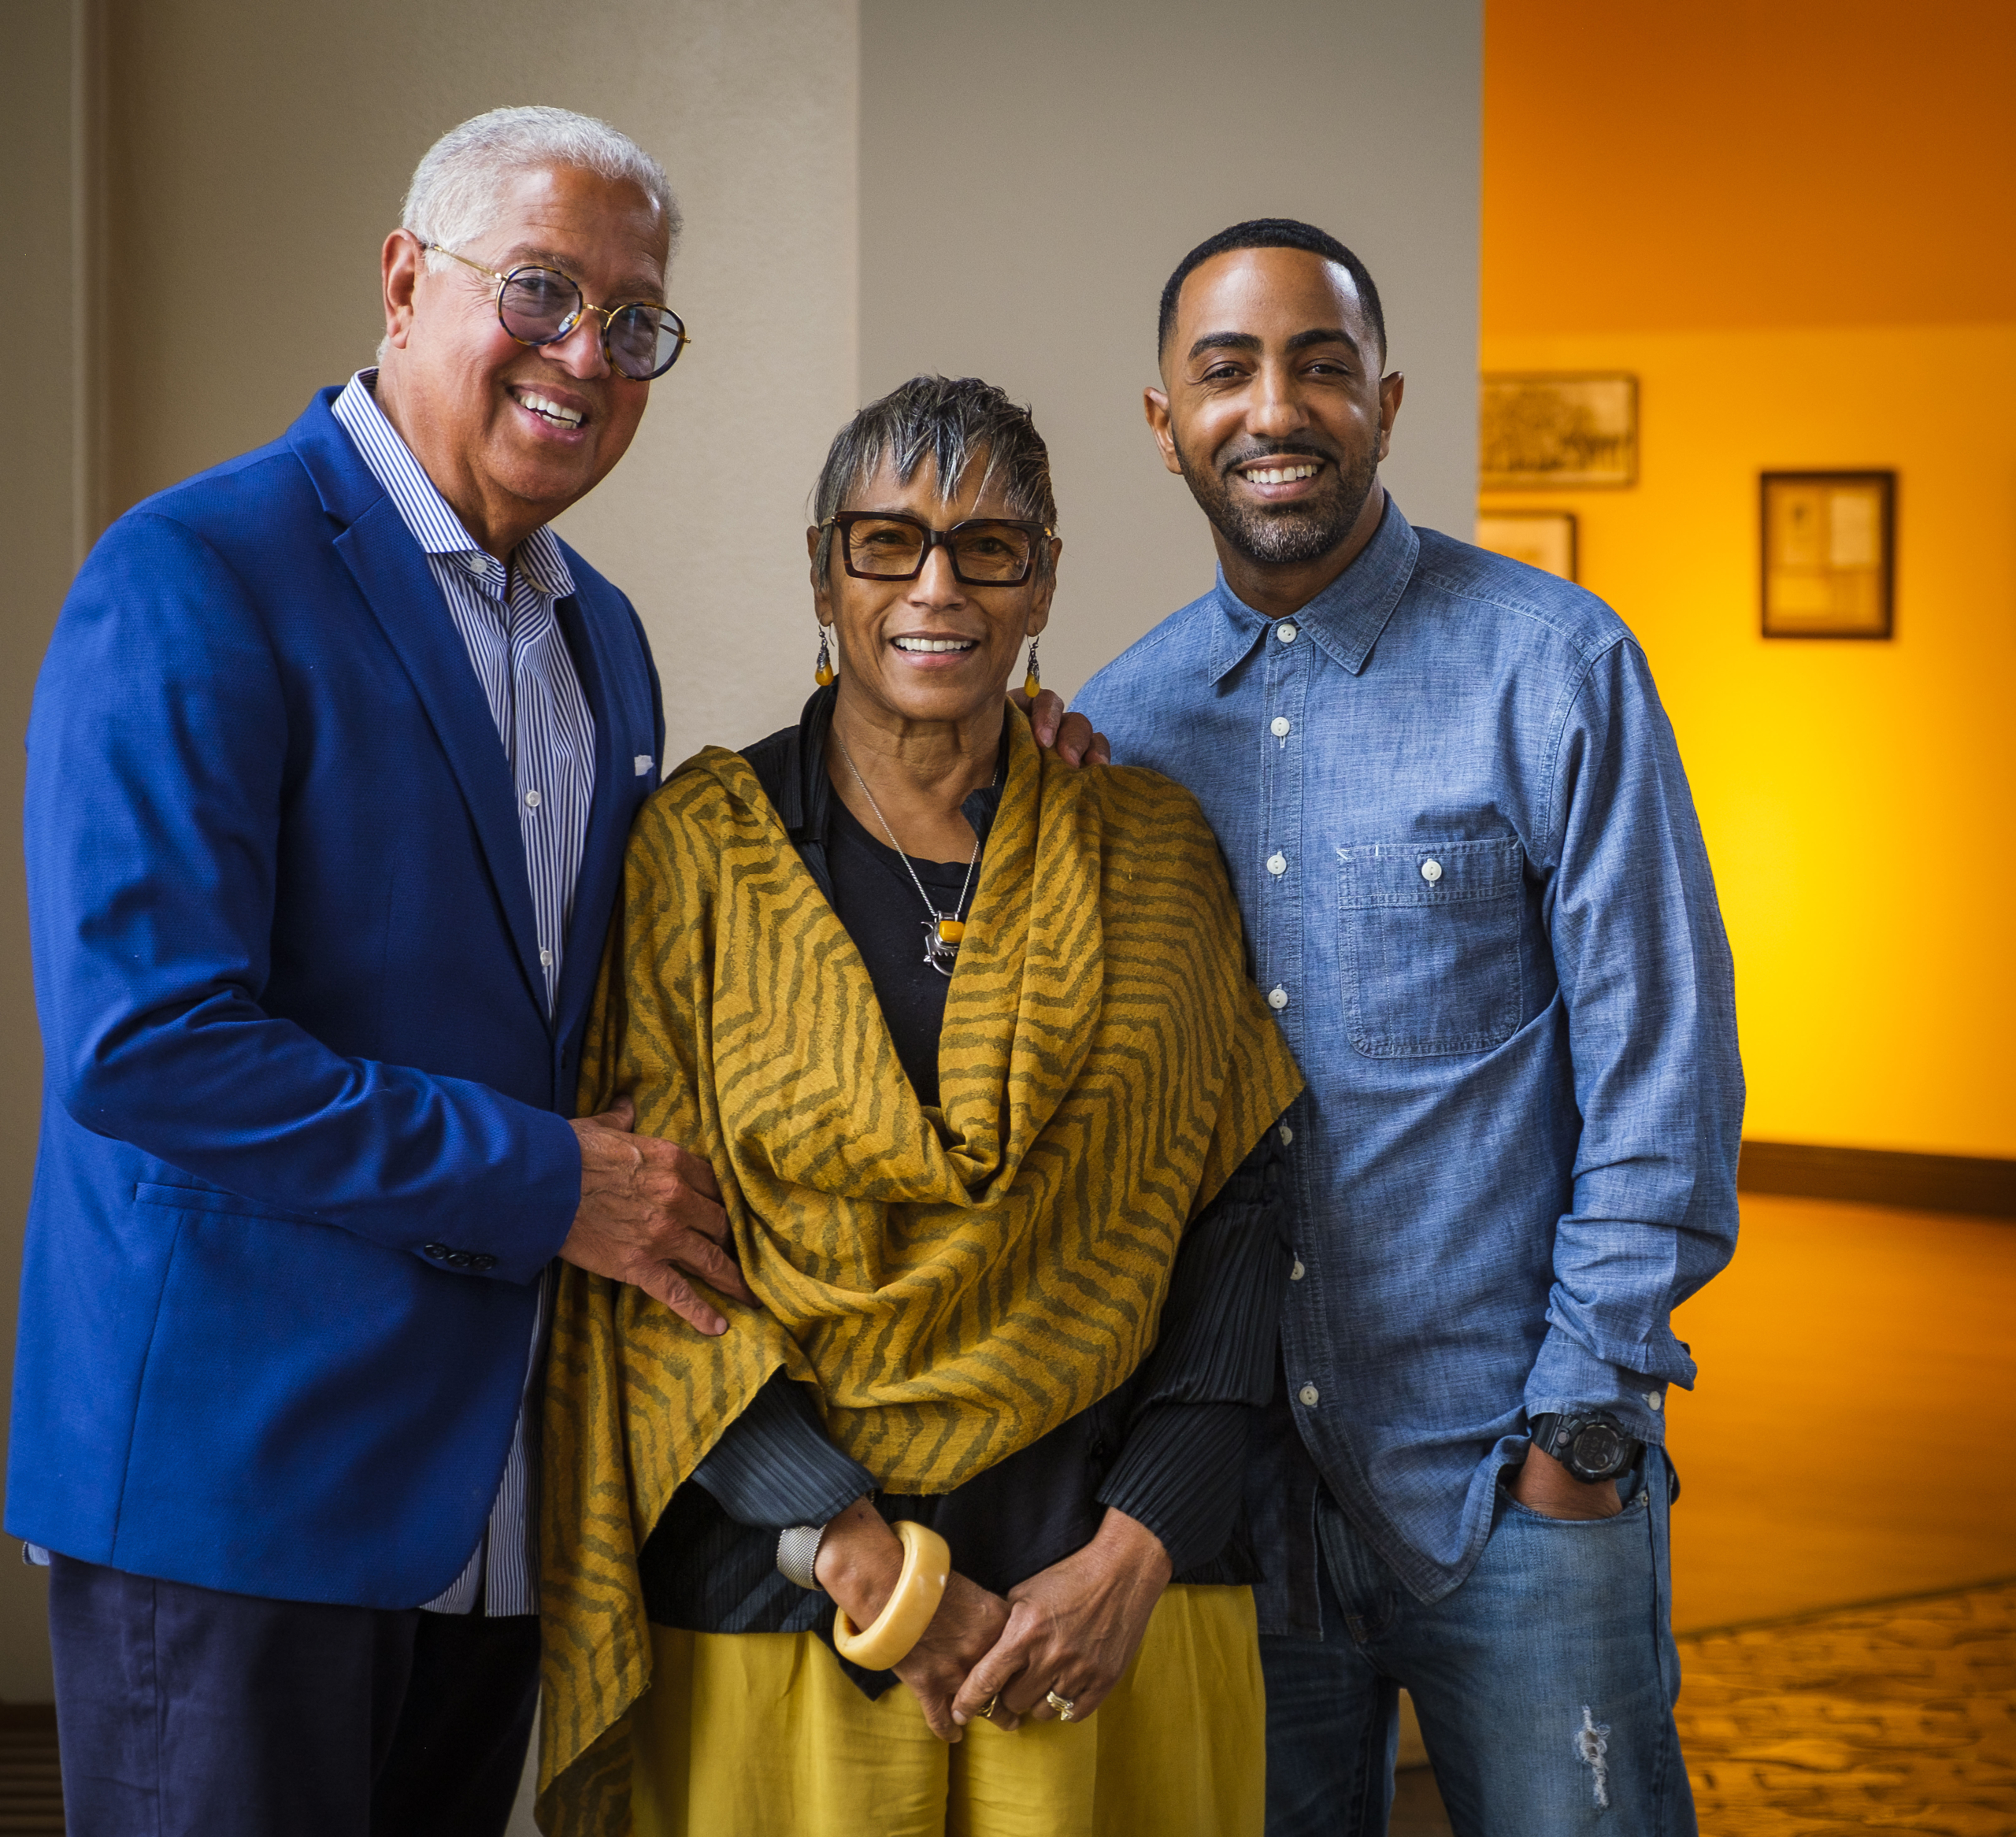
top-left (820, 511), bottom-right (1054, 587)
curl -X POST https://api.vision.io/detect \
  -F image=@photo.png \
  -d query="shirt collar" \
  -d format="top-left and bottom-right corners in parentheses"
top-left (1203, 493), bottom-right (1420, 684)
top-left (330, 369), bottom-right (576, 602)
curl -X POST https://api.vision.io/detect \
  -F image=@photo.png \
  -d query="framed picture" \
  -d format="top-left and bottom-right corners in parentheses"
top-left (1480, 373), bottom-right (1637, 490)
top-left (1760, 472), bottom-right (1895, 639)
top-left (1475, 510), bottom-right (1577, 583)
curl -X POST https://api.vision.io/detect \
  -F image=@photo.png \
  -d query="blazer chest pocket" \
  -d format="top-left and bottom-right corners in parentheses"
top-left (1338, 836), bottom-right (1525, 1057)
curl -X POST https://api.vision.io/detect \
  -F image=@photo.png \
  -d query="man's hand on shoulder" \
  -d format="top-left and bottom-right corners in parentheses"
top-left (1509, 1443), bottom-right (1624, 1520)
top-left (1012, 687), bottom-right (1111, 767)
top-left (561, 1096), bottom-right (754, 1335)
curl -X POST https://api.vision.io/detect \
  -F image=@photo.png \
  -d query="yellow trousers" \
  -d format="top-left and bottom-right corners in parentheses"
top-left (630, 1584), bottom-right (1266, 1837)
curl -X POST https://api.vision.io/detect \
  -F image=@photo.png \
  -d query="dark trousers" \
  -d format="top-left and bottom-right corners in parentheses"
top-left (48, 1553), bottom-right (540, 1837)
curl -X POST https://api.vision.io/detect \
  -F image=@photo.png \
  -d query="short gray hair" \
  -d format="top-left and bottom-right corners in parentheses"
top-left (401, 105), bottom-right (680, 279)
top-left (812, 376), bottom-right (1058, 583)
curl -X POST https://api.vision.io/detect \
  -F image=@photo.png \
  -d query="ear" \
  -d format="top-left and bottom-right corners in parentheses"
top-left (1024, 535), bottom-right (1062, 634)
top-left (382, 230), bottom-right (423, 352)
top-left (1143, 386), bottom-right (1183, 476)
top-left (807, 525), bottom-right (835, 624)
top-left (1377, 371), bottom-right (1406, 464)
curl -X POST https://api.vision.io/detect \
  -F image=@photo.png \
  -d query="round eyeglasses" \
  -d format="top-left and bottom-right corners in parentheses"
top-left (424, 242), bottom-right (691, 381)
top-left (821, 512), bottom-right (1054, 586)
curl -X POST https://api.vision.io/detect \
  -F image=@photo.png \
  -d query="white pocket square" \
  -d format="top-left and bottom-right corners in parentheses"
top-left (634, 754), bottom-right (654, 777)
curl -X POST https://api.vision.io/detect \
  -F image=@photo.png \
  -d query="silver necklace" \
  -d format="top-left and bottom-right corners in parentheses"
top-left (833, 731), bottom-right (988, 976)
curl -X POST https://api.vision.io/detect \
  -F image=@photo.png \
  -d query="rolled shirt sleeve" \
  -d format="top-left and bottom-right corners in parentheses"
top-left (1525, 639), bottom-right (1744, 1444)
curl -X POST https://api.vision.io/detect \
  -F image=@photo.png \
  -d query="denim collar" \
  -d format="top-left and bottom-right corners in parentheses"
top-left (1203, 494), bottom-right (1420, 684)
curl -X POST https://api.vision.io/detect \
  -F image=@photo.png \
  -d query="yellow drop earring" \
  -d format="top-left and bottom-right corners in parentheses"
top-left (814, 626), bottom-right (835, 687)
top-left (1022, 635), bottom-right (1040, 698)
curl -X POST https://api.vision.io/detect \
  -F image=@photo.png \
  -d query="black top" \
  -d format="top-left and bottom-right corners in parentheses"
top-left (636, 688), bottom-right (1289, 1695)
top-left (825, 791), bottom-right (988, 1109)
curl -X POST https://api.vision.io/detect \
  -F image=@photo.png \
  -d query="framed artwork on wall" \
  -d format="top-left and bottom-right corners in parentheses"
top-left (1480, 373), bottom-right (1637, 489)
top-left (1476, 510), bottom-right (1577, 582)
top-left (1760, 471), bottom-right (1895, 639)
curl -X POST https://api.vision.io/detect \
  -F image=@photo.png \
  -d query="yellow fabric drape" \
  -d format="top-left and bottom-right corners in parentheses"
top-left (632, 1587), bottom-right (1266, 1837)
top-left (538, 706), bottom-right (1302, 1834)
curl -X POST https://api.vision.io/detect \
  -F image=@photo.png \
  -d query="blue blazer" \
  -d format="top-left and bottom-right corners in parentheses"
top-left (7, 388), bottom-right (665, 1606)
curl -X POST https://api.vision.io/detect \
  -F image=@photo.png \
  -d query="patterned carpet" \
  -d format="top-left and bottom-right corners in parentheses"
top-left (1677, 1579), bottom-right (2016, 1835)
top-left (1394, 1579), bottom-right (2016, 1835)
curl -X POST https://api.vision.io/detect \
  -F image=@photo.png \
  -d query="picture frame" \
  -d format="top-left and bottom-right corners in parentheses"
top-left (1475, 510), bottom-right (1577, 583)
top-left (1480, 373), bottom-right (1637, 490)
top-left (1759, 471), bottom-right (1895, 639)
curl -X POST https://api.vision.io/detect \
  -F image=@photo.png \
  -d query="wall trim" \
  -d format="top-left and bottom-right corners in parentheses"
top-left (1738, 1140), bottom-right (2016, 1219)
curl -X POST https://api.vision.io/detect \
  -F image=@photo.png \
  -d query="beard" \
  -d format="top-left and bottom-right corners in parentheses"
top-left (1173, 432), bottom-right (1380, 569)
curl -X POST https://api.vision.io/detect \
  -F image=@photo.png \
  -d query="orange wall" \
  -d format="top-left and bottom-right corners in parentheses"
top-left (1483, 4), bottom-right (2016, 1158)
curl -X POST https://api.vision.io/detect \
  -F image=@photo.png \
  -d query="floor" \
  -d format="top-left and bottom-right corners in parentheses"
top-left (1392, 1194), bottom-right (2016, 1833)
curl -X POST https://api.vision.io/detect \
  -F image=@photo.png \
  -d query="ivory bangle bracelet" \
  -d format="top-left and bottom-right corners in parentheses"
top-left (832, 1520), bottom-right (951, 1670)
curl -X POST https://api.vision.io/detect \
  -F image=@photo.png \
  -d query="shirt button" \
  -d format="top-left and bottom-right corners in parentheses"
top-left (1277, 623), bottom-right (1299, 644)
top-left (1420, 858), bottom-right (1443, 883)
top-left (1267, 985), bottom-right (1288, 1010)
top-left (1270, 716), bottom-right (1292, 738)
top-left (1290, 1258), bottom-right (1305, 1281)
top-left (524, 790), bottom-right (542, 809)
top-left (1278, 1123), bottom-right (1294, 1146)
top-left (1266, 852), bottom-right (1288, 876)
top-left (1645, 1392), bottom-right (1663, 1413)
top-left (1298, 1383), bottom-right (1320, 1406)
top-left (539, 948), bottom-right (554, 967)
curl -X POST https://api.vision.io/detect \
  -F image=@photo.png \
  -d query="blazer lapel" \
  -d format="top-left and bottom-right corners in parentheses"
top-left (550, 591), bottom-right (636, 1054)
top-left (332, 494), bottom-right (550, 1018)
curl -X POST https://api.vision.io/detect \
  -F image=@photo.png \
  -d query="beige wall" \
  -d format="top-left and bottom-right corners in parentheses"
top-left (859, 0), bottom-right (1482, 702)
top-left (2, 0), bottom-right (1480, 1706)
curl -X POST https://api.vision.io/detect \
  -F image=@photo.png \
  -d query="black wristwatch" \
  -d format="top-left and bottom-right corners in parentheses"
top-left (1527, 1409), bottom-right (1640, 1483)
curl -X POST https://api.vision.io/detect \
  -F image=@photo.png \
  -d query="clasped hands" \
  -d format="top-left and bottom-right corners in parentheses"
top-left (816, 1497), bottom-right (1170, 1743)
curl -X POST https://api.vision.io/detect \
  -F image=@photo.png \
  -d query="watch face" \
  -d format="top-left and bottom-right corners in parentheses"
top-left (1571, 1420), bottom-right (1627, 1477)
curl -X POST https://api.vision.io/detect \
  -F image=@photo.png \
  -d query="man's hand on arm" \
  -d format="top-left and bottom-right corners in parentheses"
top-left (561, 1096), bottom-right (754, 1335)
top-left (1508, 1443), bottom-right (1622, 1521)
top-left (1011, 687), bottom-right (1110, 766)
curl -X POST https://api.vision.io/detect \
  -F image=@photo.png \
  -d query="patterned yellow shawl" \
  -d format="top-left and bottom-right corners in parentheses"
top-left (537, 705), bottom-right (1302, 1832)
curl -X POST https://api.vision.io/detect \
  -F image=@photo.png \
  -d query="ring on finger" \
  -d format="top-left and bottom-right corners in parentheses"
top-left (1045, 1688), bottom-right (1077, 1723)
top-left (979, 1695), bottom-right (1000, 1721)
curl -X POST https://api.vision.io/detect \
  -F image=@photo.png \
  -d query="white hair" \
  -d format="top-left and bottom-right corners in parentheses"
top-left (400, 105), bottom-right (680, 279)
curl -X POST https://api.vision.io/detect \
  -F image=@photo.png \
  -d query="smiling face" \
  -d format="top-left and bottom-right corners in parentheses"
top-left (375, 162), bottom-right (671, 557)
top-left (810, 452), bottom-right (1056, 741)
top-left (1147, 246), bottom-right (1404, 610)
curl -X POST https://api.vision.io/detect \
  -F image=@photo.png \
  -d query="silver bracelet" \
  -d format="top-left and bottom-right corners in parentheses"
top-left (776, 1523), bottom-right (828, 1591)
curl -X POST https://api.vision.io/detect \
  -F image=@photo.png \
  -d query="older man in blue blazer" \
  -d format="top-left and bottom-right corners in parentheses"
top-left (10, 106), bottom-right (747, 1837)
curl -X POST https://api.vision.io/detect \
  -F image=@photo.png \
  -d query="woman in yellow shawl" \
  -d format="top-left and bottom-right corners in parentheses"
top-left (539, 376), bottom-right (1303, 1837)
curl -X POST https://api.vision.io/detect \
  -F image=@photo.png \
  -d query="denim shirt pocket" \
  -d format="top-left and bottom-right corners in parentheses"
top-left (1337, 835), bottom-right (1525, 1057)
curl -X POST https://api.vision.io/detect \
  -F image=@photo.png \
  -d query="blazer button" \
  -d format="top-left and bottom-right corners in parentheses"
top-left (424, 1243), bottom-right (450, 1261)
top-left (447, 1250), bottom-right (473, 1268)
top-left (472, 1254), bottom-right (498, 1272)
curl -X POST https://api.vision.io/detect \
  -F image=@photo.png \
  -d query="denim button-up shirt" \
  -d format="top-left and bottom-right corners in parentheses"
top-left (1074, 500), bottom-right (1742, 1613)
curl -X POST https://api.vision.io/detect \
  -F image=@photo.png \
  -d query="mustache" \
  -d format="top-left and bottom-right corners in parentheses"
top-left (1217, 439), bottom-right (1340, 477)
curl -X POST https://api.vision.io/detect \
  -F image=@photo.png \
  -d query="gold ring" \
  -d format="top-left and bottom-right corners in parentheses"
top-left (1046, 1689), bottom-right (1077, 1723)
top-left (979, 1695), bottom-right (1000, 1720)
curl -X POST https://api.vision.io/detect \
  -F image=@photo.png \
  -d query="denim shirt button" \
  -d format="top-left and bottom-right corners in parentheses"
top-left (1268, 986), bottom-right (1289, 1009)
top-left (1278, 1122), bottom-right (1293, 1146)
top-left (1298, 1383), bottom-right (1321, 1406)
top-left (1267, 853), bottom-right (1288, 876)
top-left (1290, 1259), bottom-right (1306, 1281)
top-left (1277, 623), bottom-right (1299, 643)
top-left (1645, 1392), bottom-right (1663, 1412)
top-left (1270, 716), bottom-right (1292, 737)
top-left (1420, 858), bottom-right (1443, 883)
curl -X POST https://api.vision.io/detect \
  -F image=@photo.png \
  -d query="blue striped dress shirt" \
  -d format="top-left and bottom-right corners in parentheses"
top-left (332, 370), bottom-right (595, 1615)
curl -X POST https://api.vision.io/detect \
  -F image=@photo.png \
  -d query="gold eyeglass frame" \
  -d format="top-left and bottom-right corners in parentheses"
top-left (421, 239), bottom-right (691, 379)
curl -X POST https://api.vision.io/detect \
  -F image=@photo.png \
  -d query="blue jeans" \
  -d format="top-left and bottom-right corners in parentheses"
top-left (1259, 1459), bottom-right (1695, 1836)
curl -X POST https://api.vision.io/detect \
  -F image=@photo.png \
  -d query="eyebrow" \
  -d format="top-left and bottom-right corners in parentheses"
top-left (1186, 326), bottom-right (1362, 361)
